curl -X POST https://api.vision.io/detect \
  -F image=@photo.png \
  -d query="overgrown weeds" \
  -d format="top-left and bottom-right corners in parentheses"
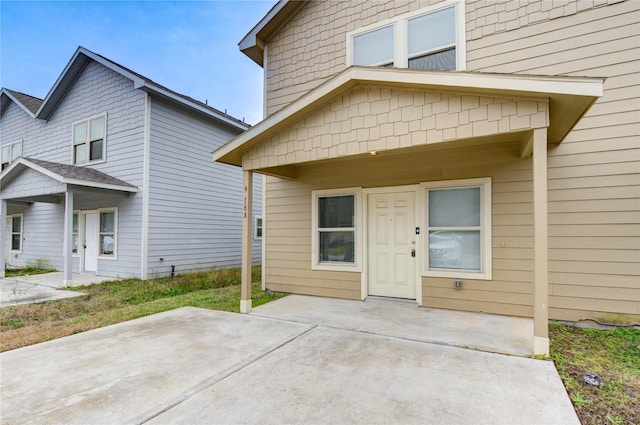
top-left (0, 266), bottom-right (284, 352)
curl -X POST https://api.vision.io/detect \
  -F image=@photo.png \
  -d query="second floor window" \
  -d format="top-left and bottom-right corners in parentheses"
top-left (348, 1), bottom-right (464, 71)
top-left (73, 114), bottom-right (106, 164)
top-left (1, 140), bottom-right (22, 170)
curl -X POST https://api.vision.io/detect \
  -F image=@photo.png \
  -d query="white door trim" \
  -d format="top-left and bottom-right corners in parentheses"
top-left (361, 185), bottom-right (421, 304)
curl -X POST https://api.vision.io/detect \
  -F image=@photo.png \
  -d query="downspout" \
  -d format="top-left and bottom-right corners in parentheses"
top-left (140, 93), bottom-right (151, 280)
top-left (0, 199), bottom-right (6, 278)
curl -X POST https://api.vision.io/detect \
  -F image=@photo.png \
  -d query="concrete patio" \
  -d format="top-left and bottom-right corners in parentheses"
top-left (0, 296), bottom-right (579, 425)
top-left (0, 272), bottom-right (117, 307)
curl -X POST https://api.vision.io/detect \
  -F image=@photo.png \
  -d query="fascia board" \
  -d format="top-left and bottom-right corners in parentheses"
top-left (141, 84), bottom-right (249, 131)
top-left (1, 90), bottom-right (36, 118)
top-left (212, 67), bottom-right (604, 166)
top-left (35, 47), bottom-right (146, 120)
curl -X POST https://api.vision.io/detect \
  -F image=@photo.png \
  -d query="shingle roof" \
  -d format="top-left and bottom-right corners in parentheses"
top-left (5, 89), bottom-right (43, 114)
top-left (25, 157), bottom-right (136, 189)
top-left (92, 51), bottom-right (249, 127)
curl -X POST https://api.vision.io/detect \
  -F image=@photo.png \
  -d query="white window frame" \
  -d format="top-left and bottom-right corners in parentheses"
top-left (98, 208), bottom-right (117, 260)
top-left (311, 187), bottom-right (362, 272)
top-left (72, 211), bottom-right (80, 257)
top-left (418, 178), bottom-right (491, 280)
top-left (71, 113), bottom-right (107, 165)
top-left (346, 0), bottom-right (466, 71)
top-left (254, 216), bottom-right (263, 240)
top-left (9, 214), bottom-right (23, 253)
top-left (1, 140), bottom-right (22, 170)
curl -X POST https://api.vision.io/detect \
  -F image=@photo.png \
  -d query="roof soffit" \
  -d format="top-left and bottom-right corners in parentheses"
top-left (212, 67), bottom-right (604, 167)
top-left (239, 0), bottom-right (308, 66)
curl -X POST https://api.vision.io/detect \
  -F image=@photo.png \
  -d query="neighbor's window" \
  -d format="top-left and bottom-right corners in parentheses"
top-left (72, 213), bottom-right (79, 255)
top-left (11, 215), bottom-right (22, 252)
top-left (348, 1), bottom-right (464, 71)
top-left (254, 216), bottom-right (263, 240)
top-left (312, 188), bottom-right (361, 271)
top-left (99, 210), bottom-right (116, 256)
top-left (73, 114), bottom-right (106, 164)
top-left (421, 178), bottom-right (491, 280)
top-left (1, 140), bottom-right (22, 170)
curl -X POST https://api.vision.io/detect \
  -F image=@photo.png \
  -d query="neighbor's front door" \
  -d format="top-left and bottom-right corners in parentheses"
top-left (368, 191), bottom-right (416, 299)
top-left (84, 213), bottom-right (99, 273)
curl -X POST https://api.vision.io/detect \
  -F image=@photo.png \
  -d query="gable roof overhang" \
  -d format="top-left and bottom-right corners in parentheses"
top-left (1, 157), bottom-right (137, 203)
top-left (212, 67), bottom-right (604, 172)
top-left (0, 88), bottom-right (42, 118)
top-left (239, 0), bottom-right (307, 66)
top-left (32, 47), bottom-right (249, 131)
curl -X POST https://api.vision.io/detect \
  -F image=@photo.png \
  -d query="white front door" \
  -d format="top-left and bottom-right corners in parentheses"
top-left (84, 213), bottom-right (99, 273)
top-left (368, 191), bottom-right (416, 299)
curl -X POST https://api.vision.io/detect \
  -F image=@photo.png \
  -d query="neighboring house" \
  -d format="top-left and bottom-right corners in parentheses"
top-left (1, 46), bottom-right (262, 285)
top-left (213, 0), bottom-right (639, 355)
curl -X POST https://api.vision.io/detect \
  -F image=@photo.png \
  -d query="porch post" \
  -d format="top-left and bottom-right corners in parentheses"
top-left (63, 191), bottom-right (74, 287)
top-left (240, 170), bottom-right (253, 313)
top-left (0, 199), bottom-right (6, 278)
top-left (532, 128), bottom-right (549, 355)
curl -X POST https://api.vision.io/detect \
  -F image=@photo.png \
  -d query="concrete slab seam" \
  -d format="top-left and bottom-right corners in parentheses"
top-left (250, 311), bottom-right (534, 358)
top-left (132, 324), bottom-right (318, 425)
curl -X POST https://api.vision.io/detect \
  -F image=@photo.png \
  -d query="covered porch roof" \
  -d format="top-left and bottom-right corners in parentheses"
top-left (212, 67), bottom-right (604, 178)
top-left (0, 157), bottom-right (137, 203)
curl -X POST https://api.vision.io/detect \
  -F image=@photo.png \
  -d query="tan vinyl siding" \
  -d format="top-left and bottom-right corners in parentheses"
top-left (467, 0), bottom-right (640, 323)
top-left (265, 0), bottom-right (449, 115)
top-left (264, 177), bottom-right (361, 299)
top-left (265, 141), bottom-right (538, 317)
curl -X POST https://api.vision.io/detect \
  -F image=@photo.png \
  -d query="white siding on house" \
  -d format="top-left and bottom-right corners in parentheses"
top-left (146, 99), bottom-right (261, 277)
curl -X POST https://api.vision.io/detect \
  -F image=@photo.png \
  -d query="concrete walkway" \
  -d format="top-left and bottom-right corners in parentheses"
top-left (0, 299), bottom-right (579, 425)
top-left (0, 272), bottom-right (116, 307)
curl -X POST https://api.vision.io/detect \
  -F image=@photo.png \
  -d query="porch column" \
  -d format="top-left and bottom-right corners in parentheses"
top-left (240, 170), bottom-right (253, 313)
top-left (0, 199), bottom-right (6, 278)
top-left (532, 128), bottom-right (549, 355)
top-left (63, 191), bottom-right (74, 287)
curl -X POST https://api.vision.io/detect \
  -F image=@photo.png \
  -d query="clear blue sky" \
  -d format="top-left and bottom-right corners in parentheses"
top-left (0, 0), bottom-right (276, 125)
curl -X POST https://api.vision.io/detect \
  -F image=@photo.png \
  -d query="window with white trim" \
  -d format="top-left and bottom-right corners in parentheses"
top-left (312, 188), bottom-right (361, 271)
top-left (1, 140), bottom-right (22, 170)
top-left (254, 216), bottom-right (263, 240)
top-left (72, 114), bottom-right (106, 164)
top-left (347, 0), bottom-right (465, 71)
top-left (421, 178), bottom-right (491, 280)
top-left (10, 214), bottom-right (23, 252)
top-left (99, 210), bottom-right (116, 257)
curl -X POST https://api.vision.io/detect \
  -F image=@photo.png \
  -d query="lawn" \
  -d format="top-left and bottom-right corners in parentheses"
top-left (549, 323), bottom-right (639, 425)
top-left (0, 266), bottom-right (284, 352)
top-left (1, 270), bottom-right (638, 424)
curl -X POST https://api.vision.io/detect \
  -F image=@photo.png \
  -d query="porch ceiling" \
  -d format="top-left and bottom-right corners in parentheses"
top-left (212, 67), bottom-right (604, 178)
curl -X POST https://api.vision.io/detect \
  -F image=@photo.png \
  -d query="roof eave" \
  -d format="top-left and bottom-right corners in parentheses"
top-left (212, 67), bottom-right (605, 167)
top-left (139, 84), bottom-right (249, 131)
top-left (35, 47), bottom-right (146, 120)
top-left (239, 0), bottom-right (308, 67)
top-left (1, 89), bottom-right (37, 118)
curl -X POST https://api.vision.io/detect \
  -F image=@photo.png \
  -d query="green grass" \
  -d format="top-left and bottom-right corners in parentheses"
top-left (5, 266), bottom-right (57, 277)
top-left (550, 323), bottom-right (640, 425)
top-left (0, 266), bottom-right (285, 352)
